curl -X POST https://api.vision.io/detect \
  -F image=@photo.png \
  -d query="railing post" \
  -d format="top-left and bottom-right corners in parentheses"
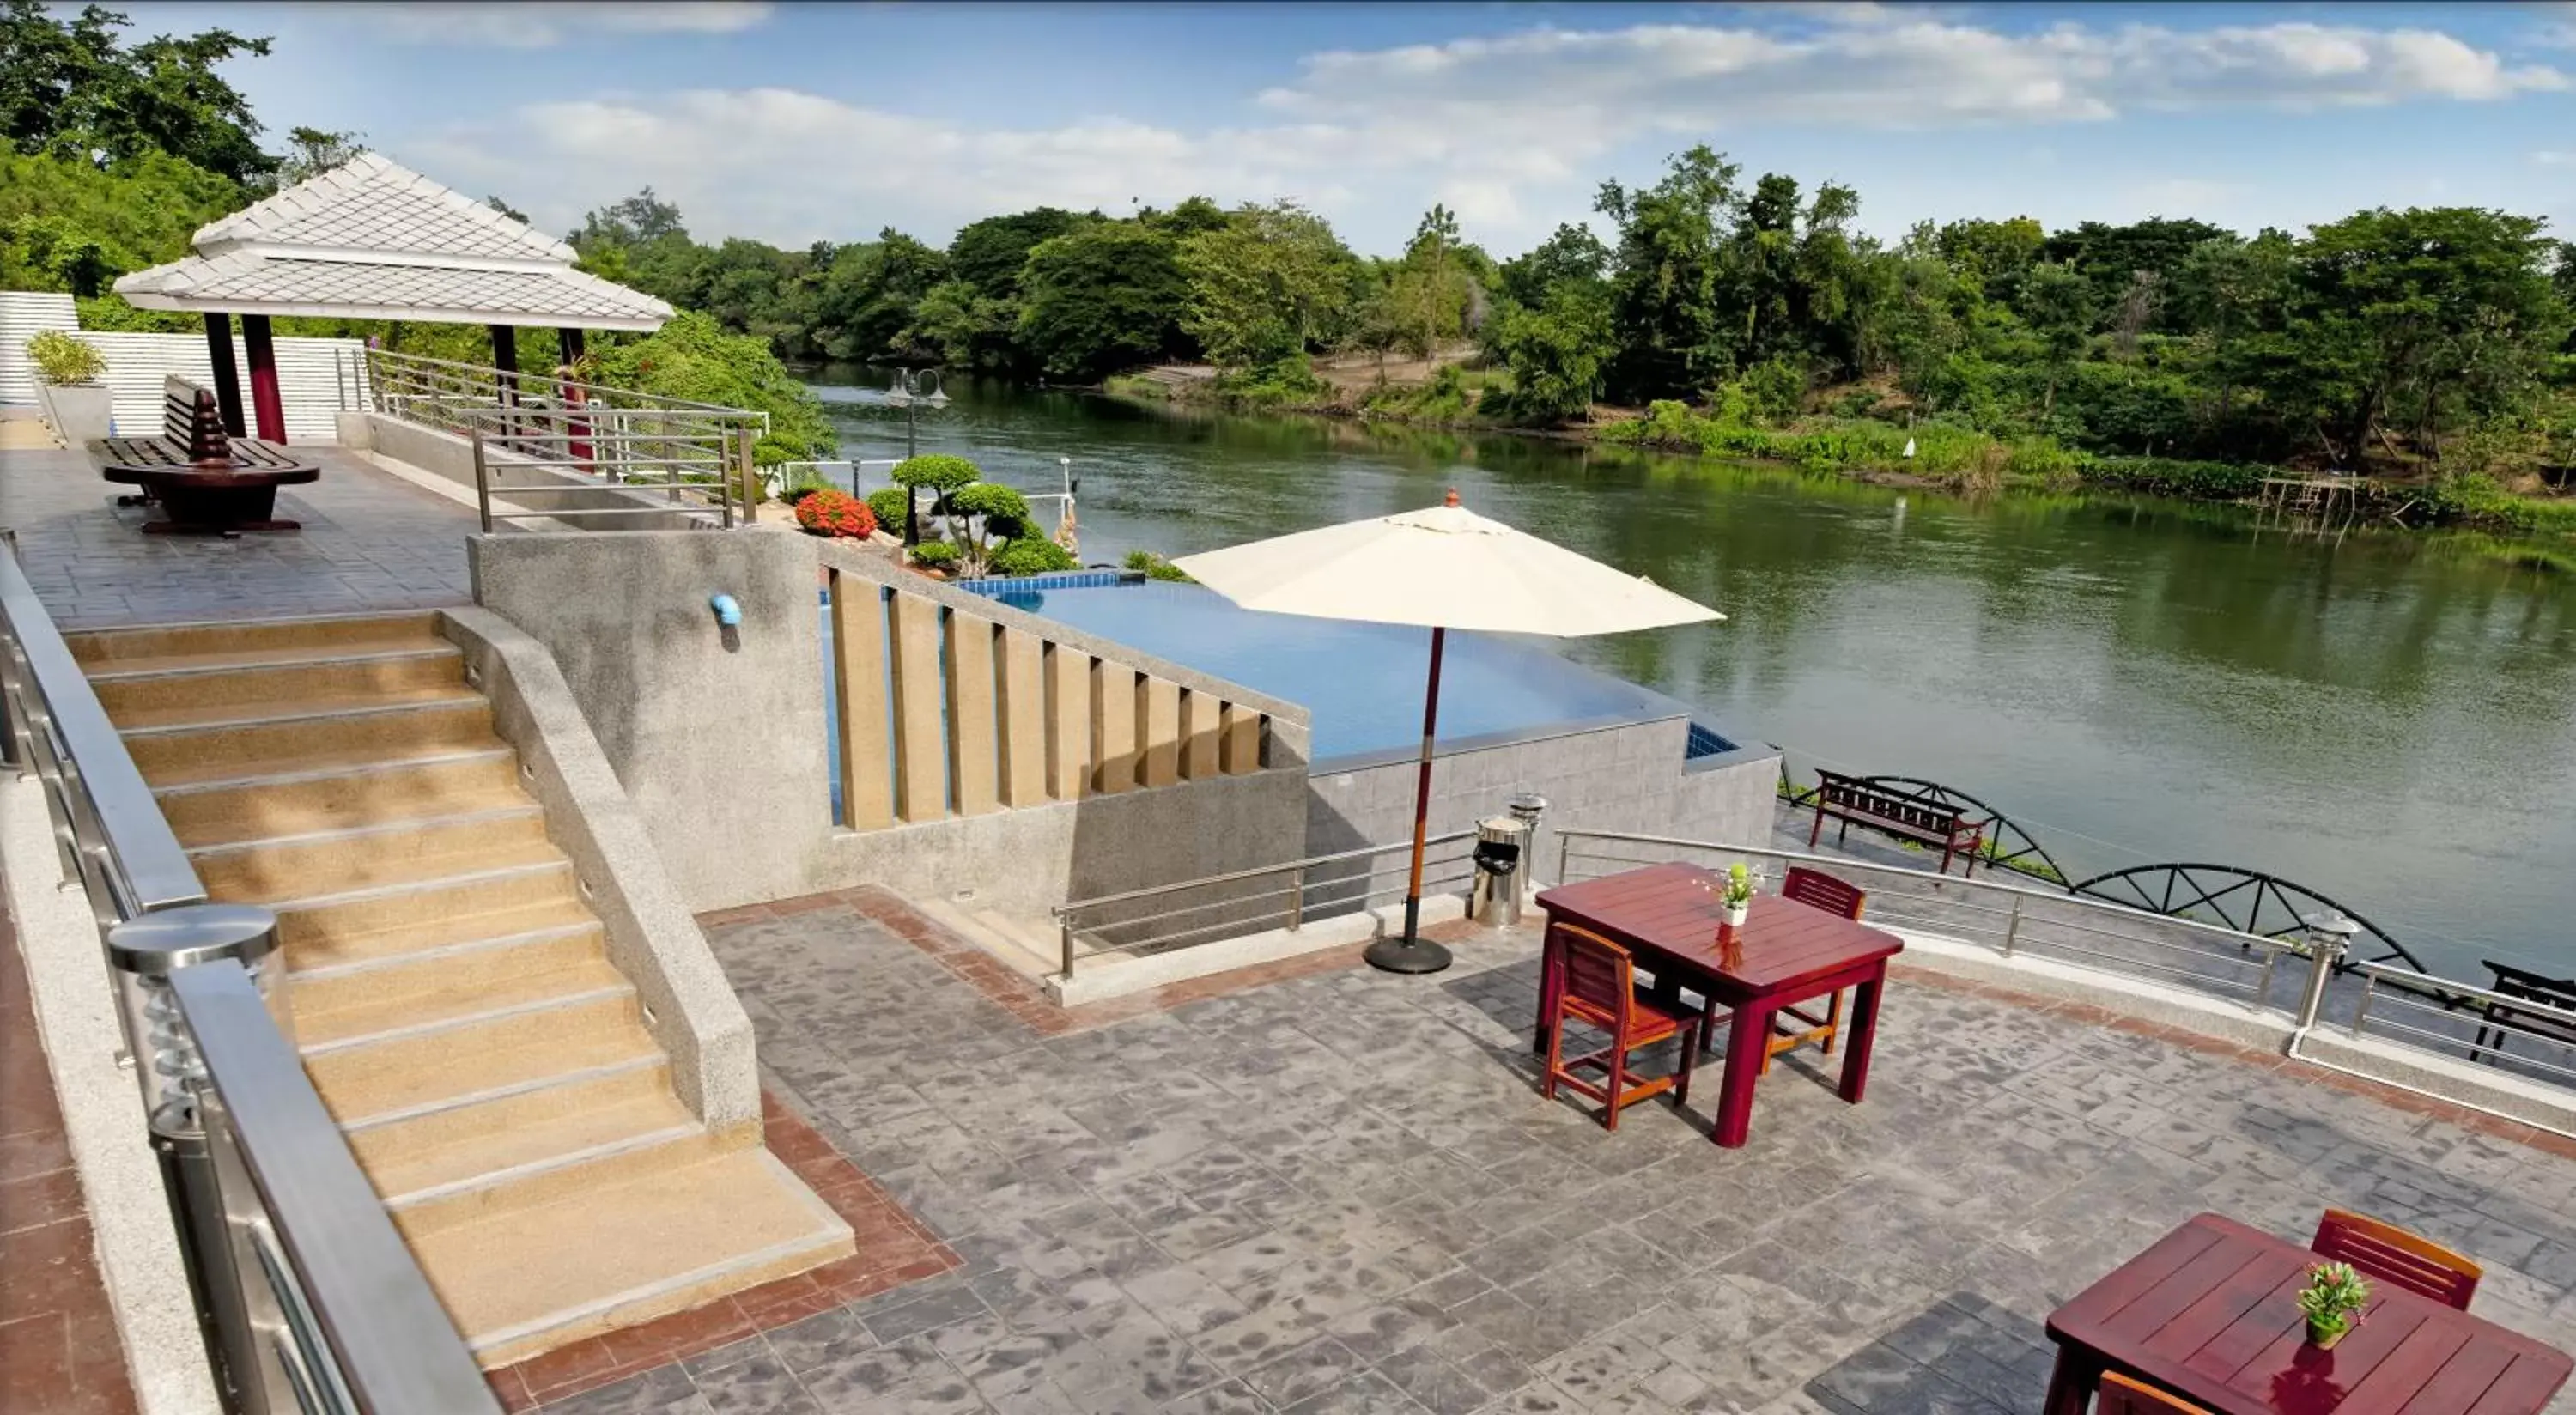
top-left (2293, 932), bottom-right (2344, 1032)
top-left (106, 905), bottom-right (282, 1412)
top-left (1286, 865), bottom-right (1304, 932)
top-left (2001, 894), bottom-right (2021, 957)
top-left (1556, 829), bottom-right (1572, 886)
top-left (470, 422), bottom-right (493, 535)
top-left (2348, 975), bottom-right (2377, 1036)
top-left (737, 428), bottom-right (758, 526)
top-left (1059, 920), bottom-right (1075, 981)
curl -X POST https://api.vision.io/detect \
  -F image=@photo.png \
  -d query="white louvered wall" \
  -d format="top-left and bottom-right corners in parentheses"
top-left (0, 291), bottom-right (81, 405)
top-left (3, 288), bottom-right (368, 444)
top-left (78, 332), bottom-right (368, 444)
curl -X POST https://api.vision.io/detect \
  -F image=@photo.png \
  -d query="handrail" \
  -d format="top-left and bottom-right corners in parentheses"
top-left (0, 546), bottom-right (200, 919)
top-left (1554, 828), bottom-right (2305, 960)
top-left (1055, 830), bottom-right (1477, 914)
top-left (0, 540), bottom-right (495, 1414)
top-left (171, 961), bottom-right (501, 1413)
top-left (361, 347), bottom-right (765, 420)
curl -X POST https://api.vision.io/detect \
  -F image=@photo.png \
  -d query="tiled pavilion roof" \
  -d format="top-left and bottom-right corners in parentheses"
top-left (114, 155), bottom-right (672, 331)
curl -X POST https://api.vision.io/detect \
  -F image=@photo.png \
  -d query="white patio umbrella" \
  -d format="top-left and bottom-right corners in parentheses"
top-left (1173, 490), bottom-right (1723, 975)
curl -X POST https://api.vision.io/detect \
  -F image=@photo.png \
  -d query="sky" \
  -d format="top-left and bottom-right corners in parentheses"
top-left (122, 1), bottom-right (2576, 258)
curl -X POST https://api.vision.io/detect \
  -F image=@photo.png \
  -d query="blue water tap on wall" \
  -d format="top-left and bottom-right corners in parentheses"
top-left (709, 593), bottom-right (743, 627)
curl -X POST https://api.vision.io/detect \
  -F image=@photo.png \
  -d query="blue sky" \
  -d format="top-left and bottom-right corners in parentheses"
top-left (127, 2), bottom-right (2576, 258)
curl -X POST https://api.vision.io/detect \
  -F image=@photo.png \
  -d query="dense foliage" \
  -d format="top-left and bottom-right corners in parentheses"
top-left (583, 313), bottom-right (835, 461)
top-left (24, 328), bottom-right (104, 384)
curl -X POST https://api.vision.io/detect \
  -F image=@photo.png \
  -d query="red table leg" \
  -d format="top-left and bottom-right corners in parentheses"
top-left (1838, 967), bottom-right (1885, 1104)
top-left (1531, 923), bottom-right (1561, 1057)
top-left (1711, 998), bottom-right (1773, 1146)
top-left (2042, 1345), bottom-right (2099, 1415)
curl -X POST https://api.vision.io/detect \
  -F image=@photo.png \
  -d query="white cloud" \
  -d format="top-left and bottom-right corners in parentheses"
top-left (402, 13), bottom-right (2565, 252)
top-left (2537, 150), bottom-right (2576, 166)
top-left (360, 3), bottom-right (772, 49)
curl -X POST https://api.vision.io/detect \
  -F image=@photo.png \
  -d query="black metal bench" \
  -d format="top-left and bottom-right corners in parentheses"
top-left (92, 376), bottom-right (319, 534)
top-left (2470, 960), bottom-right (2576, 1066)
top-left (1806, 769), bottom-right (1988, 876)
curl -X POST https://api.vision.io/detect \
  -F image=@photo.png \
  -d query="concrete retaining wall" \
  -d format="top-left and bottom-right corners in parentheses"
top-left (434, 606), bottom-right (760, 1133)
top-left (1305, 715), bottom-right (1780, 887)
top-left (357, 412), bottom-right (711, 530)
top-left (471, 531), bottom-right (1315, 918)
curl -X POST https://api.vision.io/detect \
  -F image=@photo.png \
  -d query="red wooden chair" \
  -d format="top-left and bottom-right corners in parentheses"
top-left (2099, 1373), bottom-right (2215, 1415)
top-left (1760, 867), bottom-right (1868, 1073)
top-left (2311, 1209), bottom-right (2482, 1309)
top-left (1543, 924), bottom-right (1702, 1131)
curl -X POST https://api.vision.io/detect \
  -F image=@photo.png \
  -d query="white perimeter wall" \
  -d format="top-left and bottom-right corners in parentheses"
top-left (2, 290), bottom-right (366, 444)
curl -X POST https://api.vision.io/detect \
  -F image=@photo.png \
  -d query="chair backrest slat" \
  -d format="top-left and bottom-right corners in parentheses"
top-left (2311, 1209), bottom-right (2481, 1309)
top-left (160, 375), bottom-right (228, 463)
top-left (1553, 924), bottom-right (1633, 1027)
top-left (1782, 866), bottom-right (1867, 921)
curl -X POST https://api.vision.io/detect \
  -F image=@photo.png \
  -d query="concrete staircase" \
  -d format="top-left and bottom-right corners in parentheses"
top-left (73, 611), bottom-right (850, 1368)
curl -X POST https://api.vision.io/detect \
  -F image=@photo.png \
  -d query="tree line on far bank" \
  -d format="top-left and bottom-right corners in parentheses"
top-left (571, 157), bottom-right (2575, 485)
top-left (6, 3), bottom-right (2572, 490)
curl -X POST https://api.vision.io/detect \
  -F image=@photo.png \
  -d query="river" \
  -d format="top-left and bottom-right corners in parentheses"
top-left (804, 367), bottom-right (2576, 983)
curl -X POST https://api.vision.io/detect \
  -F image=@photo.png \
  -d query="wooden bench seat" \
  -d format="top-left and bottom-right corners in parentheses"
top-left (1805, 769), bottom-right (1988, 877)
top-left (91, 376), bottom-right (319, 534)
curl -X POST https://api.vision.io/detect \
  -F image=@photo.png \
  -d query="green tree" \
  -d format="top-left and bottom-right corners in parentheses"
top-left (2, 2), bottom-right (276, 183)
top-left (267, 126), bottom-right (364, 187)
top-left (0, 148), bottom-right (237, 295)
top-left (2016, 261), bottom-right (2098, 420)
top-left (813, 229), bottom-right (946, 361)
top-left (1498, 223), bottom-right (1608, 309)
top-left (1015, 224), bottom-right (1188, 380)
top-left (1176, 201), bottom-right (1356, 370)
top-left (947, 207), bottom-right (1097, 299)
top-left (1490, 283), bottom-right (1615, 422)
top-left (1598, 146), bottom-right (1741, 403)
top-left (1385, 203), bottom-right (1474, 359)
top-left (582, 312), bottom-right (835, 462)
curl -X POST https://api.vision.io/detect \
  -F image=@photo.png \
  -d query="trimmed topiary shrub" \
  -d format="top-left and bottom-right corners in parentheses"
top-left (793, 488), bottom-right (876, 539)
top-left (907, 541), bottom-right (960, 570)
top-left (866, 488), bottom-right (910, 537)
top-left (987, 537), bottom-right (1078, 577)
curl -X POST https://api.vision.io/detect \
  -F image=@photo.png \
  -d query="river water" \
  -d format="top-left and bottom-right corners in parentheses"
top-left (805, 368), bottom-right (2576, 982)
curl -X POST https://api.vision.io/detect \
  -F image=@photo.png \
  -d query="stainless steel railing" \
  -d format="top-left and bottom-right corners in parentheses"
top-left (1555, 829), bottom-right (2576, 1118)
top-left (1051, 831), bottom-right (1478, 977)
top-left (0, 543), bottom-right (495, 1414)
top-left (351, 347), bottom-right (768, 533)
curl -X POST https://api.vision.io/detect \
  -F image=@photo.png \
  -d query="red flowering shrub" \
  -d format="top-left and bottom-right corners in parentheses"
top-left (793, 489), bottom-right (877, 539)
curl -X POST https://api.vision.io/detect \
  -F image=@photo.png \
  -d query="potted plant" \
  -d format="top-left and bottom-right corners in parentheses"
top-left (1720, 863), bottom-right (1754, 929)
top-left (2298, 1262), bottom-right (2369, 1351)
top-left (26, 331), bottom-right (112, 445)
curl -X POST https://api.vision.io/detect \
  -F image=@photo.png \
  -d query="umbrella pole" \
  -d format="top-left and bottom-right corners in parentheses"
top-left (1365, 626), bottom-right (1454, 975)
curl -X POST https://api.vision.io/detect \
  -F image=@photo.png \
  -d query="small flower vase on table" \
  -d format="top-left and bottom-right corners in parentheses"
top-left (2298, 1263), bottom-right (2367, 1353)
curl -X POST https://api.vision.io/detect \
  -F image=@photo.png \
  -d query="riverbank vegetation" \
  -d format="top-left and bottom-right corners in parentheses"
top-left (556, 150), bottom-right (2573, 531)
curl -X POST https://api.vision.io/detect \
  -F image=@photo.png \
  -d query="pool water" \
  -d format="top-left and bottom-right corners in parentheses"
top-left (968, 577), bottom-right (1723, 766)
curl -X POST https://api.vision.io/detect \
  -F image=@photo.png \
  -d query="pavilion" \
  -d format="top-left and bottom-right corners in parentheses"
top-left (112, 154), bottom-right (671, 441)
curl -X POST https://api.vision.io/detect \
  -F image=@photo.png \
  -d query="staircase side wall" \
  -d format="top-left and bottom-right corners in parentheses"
top-left (435, 605), bottom-right (760, 1135)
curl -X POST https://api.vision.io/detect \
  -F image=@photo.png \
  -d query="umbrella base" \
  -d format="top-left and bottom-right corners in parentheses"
top-left (1364, 935), bottom-right (1453, 975)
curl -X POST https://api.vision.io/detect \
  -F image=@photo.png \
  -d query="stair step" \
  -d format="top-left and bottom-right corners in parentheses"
top-left (157, 747), bottom-right (526, 847)
top-left (295, 956), bottom-right (632, 1048)
top-left (124, 695), bottom-right (495, 783)
top-left (315, 1020), bottom-right (664, 1132)
top-left (303, 985), bottom-right (641, 1114)
top-left (919, 898), bottom-right (1051, 978)
top-left (190, 806), bottom-right (550, 900)
top-left (275, 865), bottom-right (588, 969)
top-left (90, 643), bottom-right (465, 717)
top-left (109, 683), bottom-right (485, 733)
top-left (288, 920), bottom-right (606, 1015)
top-left (222, 835), bottom-right (568, 911)
top-left (344, 1054), bottom-right (673, 1175)
top-left (974, 908), bottom-right (1064, 977)
top-left (410, 1149), bottom-right (853, 1369)
top-left (385, 1102), bottom-right (725, 1241)
top-left (65, 611), bottom-right (446, 667)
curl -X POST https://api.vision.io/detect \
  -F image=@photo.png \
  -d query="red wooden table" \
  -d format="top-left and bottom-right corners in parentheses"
top-left (1532, 862), bottom-right (1903, 1147)
top-left (2046, 1213), bottom-right (2572, 1415)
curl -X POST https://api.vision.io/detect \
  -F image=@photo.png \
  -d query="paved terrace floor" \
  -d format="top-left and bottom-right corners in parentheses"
top-left (0, 446), bottom-right (473, 628)
top-left (537, 892), bottom-right (2576, 1415)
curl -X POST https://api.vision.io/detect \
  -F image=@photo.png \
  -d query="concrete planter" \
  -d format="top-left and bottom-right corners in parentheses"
top-left (36, 381), bottom-right (112, 445)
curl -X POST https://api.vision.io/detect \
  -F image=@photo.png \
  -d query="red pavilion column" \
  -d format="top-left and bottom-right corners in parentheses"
top-left (201, 312), bottom-right (246, 436)
top-left (240, 314), bottom-right (285, 441)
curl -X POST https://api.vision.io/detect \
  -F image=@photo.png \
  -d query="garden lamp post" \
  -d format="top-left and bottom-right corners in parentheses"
top-left (884, 367), bottom-right (950, 544)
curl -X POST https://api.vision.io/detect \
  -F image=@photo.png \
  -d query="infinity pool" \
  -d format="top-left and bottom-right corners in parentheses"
top-left (968, 575), bottom-right (1724, 767)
